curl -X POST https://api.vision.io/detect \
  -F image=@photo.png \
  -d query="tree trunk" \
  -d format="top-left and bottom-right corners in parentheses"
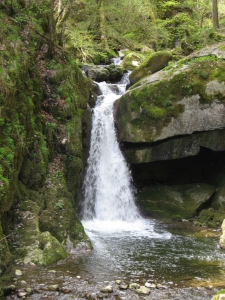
top-left (212, 0), bottom-right (219, 29)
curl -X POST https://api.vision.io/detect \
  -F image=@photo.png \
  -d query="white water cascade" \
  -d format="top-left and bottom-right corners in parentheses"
top-left (81, 72), bottom-right (141, 230)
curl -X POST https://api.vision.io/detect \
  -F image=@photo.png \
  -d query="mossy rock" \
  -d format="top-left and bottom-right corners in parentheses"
top-left (106, 64), bottom-right (124, 81)
top-left (38, 232), bottom-right (67, 265)
top-left (115, 53), bottom-right (225, 144)
top-left (85, 67), bottom-right (110, 82)
top-left (196, 208), bottom-right (215, 226)
top-left (11, 200), bottom-right (68, 265)
top-left (137, 184), bottom-right (215, 220)
top-left (129, 51), bottom-right (172, 86)
top-left (39, 167), bottom-right (90, 249)
top-left (122, 52), bottom-right (146, 71)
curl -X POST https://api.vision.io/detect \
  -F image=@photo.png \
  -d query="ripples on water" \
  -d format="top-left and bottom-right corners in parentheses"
top-left (78, 218), bottom-right (225, 287)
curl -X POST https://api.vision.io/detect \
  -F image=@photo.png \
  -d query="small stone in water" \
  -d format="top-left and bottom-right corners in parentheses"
top-left (61, 287), bottom-right (73, 294)
top-left (145, 282), bottom-right (151, 288)
top-left (157, 283), bottom-right (166, 289)
top-left (48, 284), bottom-right (59, 291)
top-left (76, 275), bottom-right (82, 279)
top-left (100, 285), bottom-right (113, 293)
top-left (25, 287), bottom-right (33, 294)
top-left (115, 280), bottom-right (122, 284)
top-left (15, 269), bottom-right (22, 276)
top-left (18, 291), bottom-right (27, 298)
top-left (119, 284), bottom-right (128, 290)
top-left (20, 281), bottom-right (27, 285)
top-left (136, 286), bottom-right (150, 295)
top-left (129, 282), bottom-right (140, 290)
top-left (48, 270), bottom-right (56, 273)
top-left (147, 283), bottom-right (157, 288)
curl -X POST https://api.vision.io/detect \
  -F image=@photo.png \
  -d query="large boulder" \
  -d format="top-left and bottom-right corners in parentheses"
top-left (129, 51), bottom-right (172, 86)
top-left (82, 64), bottom-right (124, 82)
top-left (137, 184), bottom-right (215, 220)
top-left (122, 52), bottom-right (147, 71)
top-left (115, 43), bottom-right (225, 152)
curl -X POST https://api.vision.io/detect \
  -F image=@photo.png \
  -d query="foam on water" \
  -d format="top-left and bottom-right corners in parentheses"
top-left (82, 218), bottom-right (172, 239)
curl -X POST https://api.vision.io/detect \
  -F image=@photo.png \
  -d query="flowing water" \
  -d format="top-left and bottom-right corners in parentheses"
top-left (81, 74), bottom-right (140, 224)
top-left (79, 70), bottom-right (225, 298)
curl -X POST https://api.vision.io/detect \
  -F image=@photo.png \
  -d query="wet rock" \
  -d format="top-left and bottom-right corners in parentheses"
top-left (48, 284), bottom-right (59, 291)
top-left (86, 67), bottom-right (110, 82)
top-left (119, 284), bottom-right (128, 290)
top-left (137, 183), bottom-right (215, 220)
top-left (115, 280), bottom-right (122, 284)
top-left (129, 282), bottom-right (140, 290)
top-left (105, 64), bottom-right (124, 81)
top-left (146, 283), bottom-right (157, 288)
top-left (15, 269), bottom-right (23, 276)
top-left (100, 285), bottom-right (113, 293)
top-left (18, 291), bottom-right (27, 298)
top-left (76, 275), bottom-right (82, 279)
top-left (145, 282), bottom-right (152, 288)
top-left (157, 283), bottom-right (167, 289)
top-left (136, 285), bottom-right (150, 295)
top-left (24, 287), bottom-right (33, 294)
top-left (2, 285), bottom-right (16, 296)
top-left (60, 287), bottom-right (73, 293)
top-left (48, 269), bottom-right (56, 273)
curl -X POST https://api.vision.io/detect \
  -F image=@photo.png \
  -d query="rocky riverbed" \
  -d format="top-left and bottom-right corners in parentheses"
top-left (2, 264), bottom-right (219, 300)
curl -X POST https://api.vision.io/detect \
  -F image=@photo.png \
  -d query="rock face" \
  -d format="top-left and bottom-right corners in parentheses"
top-left (0, 6), bottom-right (92, 280)
top-left (114, 43), bottom-right (225, 223)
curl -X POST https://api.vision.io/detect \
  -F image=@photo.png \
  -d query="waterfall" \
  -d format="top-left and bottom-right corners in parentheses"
top-left (81, 73), bottom-right (140, 227)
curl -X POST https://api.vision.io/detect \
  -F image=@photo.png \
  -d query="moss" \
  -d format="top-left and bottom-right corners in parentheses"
top-left (39, 232), bottom-right (67, 265)
top-left (196, 208), bottom-right (215, 226)
top-left (129, 51), bottom-right (172, 85)
top-left (122, 52), bottom-right (146, 71)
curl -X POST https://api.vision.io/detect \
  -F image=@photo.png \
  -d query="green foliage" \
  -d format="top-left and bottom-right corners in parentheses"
top-left (216, 289), bottom-right (225, 295)
top-left (55, 202), bottom-right (64, 210)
